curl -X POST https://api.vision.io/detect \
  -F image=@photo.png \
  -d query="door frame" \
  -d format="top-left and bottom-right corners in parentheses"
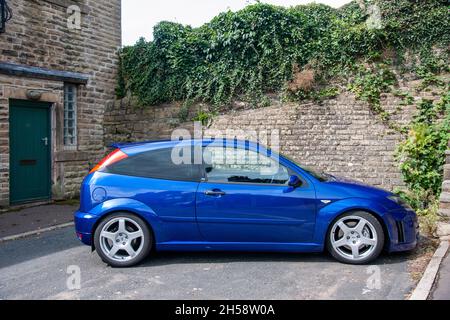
top-left (9, 99), bottom-right (52, 205)
top-left (195, 143), bottom-right (317, 243)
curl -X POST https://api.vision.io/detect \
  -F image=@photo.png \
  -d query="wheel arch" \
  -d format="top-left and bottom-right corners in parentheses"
top-left (88, 198), bottom-right (162, 251)
top-left (314, 198), bottom-right (393, 250)
top-left (324, 208), bottom-right (390, 251)
top-left (90, 210), bottom-right (157, 251)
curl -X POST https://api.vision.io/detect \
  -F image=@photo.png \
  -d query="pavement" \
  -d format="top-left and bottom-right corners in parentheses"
top-left (0, 203), bottom-right (430, 300)
top-left (431, 248), bottom-right (450, 300)
top-left (0, 204), bottom-right (76, 239)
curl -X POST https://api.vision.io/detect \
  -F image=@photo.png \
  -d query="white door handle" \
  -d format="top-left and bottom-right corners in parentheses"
top-left (41, 137), bottom-right (48, 146)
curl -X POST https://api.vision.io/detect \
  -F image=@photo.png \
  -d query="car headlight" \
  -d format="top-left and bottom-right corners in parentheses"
top-left (388, 195), bottom-right (412, 210)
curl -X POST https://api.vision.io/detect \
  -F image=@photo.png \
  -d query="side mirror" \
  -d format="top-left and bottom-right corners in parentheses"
top-left (288, 175), bottom-right (302, 188)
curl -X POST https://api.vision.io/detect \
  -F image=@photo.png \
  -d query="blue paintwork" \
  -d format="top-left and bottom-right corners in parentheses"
top-left (74, 139), bottom-right (418, 254)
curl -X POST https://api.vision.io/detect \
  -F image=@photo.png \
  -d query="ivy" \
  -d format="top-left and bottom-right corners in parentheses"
top-left (348, 61), bottom-right (396, 122)
top-left (193, 110), bottom-right (215, 126)
top-left (117, 0), bottom-right (450, 109)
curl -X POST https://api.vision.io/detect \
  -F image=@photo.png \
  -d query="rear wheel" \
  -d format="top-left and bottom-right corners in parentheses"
top-left (327, 211), bottom-right (384, 264)
top-left (94, 212), bottom-right (152, 267)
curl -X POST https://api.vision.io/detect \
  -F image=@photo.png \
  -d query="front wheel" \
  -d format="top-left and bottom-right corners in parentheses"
top-left (94, 213), bottom-right (152, 267)
top-left (327, 211), bottom-right (384, 264)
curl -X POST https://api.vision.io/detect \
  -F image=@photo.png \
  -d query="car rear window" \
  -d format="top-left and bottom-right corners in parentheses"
top-left (104, 147), bottom-right (201, 182)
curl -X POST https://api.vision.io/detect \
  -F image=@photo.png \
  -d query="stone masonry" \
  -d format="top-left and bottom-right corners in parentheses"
top-left (439, 142), bottom-right (450, 218)
top-left (105, 80), bottom-right (446, 192)
top-left (0, 0), bottom-right (121, 206)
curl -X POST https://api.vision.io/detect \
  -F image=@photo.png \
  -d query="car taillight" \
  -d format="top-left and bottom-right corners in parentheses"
top-left (89, 149), bottom-right (128, 174)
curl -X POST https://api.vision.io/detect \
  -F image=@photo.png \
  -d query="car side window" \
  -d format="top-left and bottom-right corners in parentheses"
top-left (203, 147), bottom-right (290, 185)
top-left (105, 147), bottom-right (200, 181)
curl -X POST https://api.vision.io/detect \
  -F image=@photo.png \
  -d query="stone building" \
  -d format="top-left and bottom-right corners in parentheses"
top-left (0, 0), bottom-right (121, 207)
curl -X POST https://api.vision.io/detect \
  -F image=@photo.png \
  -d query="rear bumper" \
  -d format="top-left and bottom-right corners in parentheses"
top-left (74, 210), bottom-right (100, 246)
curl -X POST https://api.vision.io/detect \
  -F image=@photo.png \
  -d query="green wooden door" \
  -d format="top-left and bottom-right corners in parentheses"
top-left (9, 100), bottom-right (51, 204)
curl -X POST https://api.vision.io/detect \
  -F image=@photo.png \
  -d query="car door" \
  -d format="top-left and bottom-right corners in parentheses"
top-left (196, 146), bottom-right (317, 243)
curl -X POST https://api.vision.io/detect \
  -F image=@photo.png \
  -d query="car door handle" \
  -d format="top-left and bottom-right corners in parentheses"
top-left (204, 190), bottom-right (226, 196)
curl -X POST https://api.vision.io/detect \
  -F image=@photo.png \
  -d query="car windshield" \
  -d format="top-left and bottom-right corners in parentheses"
top-left (281, 154), bottom-right (333, 182)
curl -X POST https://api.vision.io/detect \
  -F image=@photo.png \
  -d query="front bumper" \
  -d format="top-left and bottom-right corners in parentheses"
top-left (74, 210), bottom-right (100, 246)
top-left (386, 208), bottom-right (419, 253)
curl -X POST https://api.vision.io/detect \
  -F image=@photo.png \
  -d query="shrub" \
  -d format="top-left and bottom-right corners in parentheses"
top-left (395, 95), bottom-right (450, 210)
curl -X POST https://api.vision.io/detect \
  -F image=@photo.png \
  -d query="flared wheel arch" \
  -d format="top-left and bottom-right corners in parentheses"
top-left (91, 211), bottom-right (156, 252)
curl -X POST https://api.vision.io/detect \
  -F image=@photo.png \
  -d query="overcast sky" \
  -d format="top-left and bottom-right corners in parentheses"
top-left (122, 0), bottom-right (353, 46)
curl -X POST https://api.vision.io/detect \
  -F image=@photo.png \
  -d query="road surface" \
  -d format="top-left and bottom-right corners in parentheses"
top-left (0, 227), bottom-right (414, 300)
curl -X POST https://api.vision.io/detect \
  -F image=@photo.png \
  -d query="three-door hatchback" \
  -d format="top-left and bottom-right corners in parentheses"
top-left (74, 139), bottom-right (419, 267)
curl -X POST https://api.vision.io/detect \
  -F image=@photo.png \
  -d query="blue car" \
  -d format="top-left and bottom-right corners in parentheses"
top-left (74, 139), bottom-right (418, 267)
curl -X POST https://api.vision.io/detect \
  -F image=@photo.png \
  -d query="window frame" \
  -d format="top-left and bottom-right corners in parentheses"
top-left (63, 83), bottom-right (78, 150)
top-left (103, 147), bottom-right (204, 183)
top-left (201, 146), bottom-right (303, 187)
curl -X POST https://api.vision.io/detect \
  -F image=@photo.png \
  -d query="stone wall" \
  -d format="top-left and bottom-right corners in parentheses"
top-left (105, 79), bottom-right (447, 192)
top-left (104, 100), bottom-right (194, 145)
top-left (0, 0), bottom-right (121, 205)
top-left (440, 143), bottom-right (450, 217)
top-left (206, 95), bottom-right (410, 189)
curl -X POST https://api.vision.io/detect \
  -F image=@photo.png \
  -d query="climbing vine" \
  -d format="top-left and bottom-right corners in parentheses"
top-left (116, 0), bottom-right (450, 110)
top-left (348, 61), bottom-right (397, 123)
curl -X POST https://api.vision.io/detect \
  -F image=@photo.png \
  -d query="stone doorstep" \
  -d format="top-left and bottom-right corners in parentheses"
top-left (0, 200), bottom-right (53, 213)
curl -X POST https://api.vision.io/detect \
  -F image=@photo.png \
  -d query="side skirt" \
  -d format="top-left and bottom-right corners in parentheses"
top-left (156, 242), bottom-right (324, 253)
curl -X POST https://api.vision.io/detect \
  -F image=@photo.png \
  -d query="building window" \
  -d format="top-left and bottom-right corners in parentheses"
top-left (64, 84), bottom-right (77, 148)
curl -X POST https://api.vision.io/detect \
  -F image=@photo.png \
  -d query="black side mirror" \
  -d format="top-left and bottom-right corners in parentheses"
top-left (288, 175), bottom-right (302, 188)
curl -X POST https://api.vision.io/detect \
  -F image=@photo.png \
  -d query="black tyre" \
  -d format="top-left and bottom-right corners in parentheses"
top-left (94, 212), bottom-right (152, 267)
top-left (326, 211), bottom-right (384, 265)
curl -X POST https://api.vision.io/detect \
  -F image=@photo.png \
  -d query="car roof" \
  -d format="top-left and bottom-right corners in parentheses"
top-left (111, 139), bottom-right (271, 155)
top-left (109, 139), bottom-right (320, 183)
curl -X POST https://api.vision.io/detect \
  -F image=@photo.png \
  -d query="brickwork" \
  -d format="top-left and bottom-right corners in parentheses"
top-left (0, 0), bottom-right (121, 206)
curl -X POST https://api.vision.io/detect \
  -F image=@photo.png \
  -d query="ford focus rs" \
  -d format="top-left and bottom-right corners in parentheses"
top-left (74, 139), bottom-right (418, 267)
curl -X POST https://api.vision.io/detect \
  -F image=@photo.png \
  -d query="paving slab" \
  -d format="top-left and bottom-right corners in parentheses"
top-left (431, 247), bottom-right (450, 300)
top-left (0, 204), bottom-right (77, 239)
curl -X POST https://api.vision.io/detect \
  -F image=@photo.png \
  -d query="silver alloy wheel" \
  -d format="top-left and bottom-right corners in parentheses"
top-left (330, 215), bottom-right (378, 261)
top-left (99, 217), bottom-right (145, 262)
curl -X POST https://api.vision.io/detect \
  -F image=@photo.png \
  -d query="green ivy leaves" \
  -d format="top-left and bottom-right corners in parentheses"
top-left (395, 94), bottom-right (450, 210)
top-left (116, 1), bottom-right (449, 110)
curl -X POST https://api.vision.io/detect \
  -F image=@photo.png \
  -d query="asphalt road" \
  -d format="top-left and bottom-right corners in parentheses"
top-left (0, 227), bottom-right (415, 300)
